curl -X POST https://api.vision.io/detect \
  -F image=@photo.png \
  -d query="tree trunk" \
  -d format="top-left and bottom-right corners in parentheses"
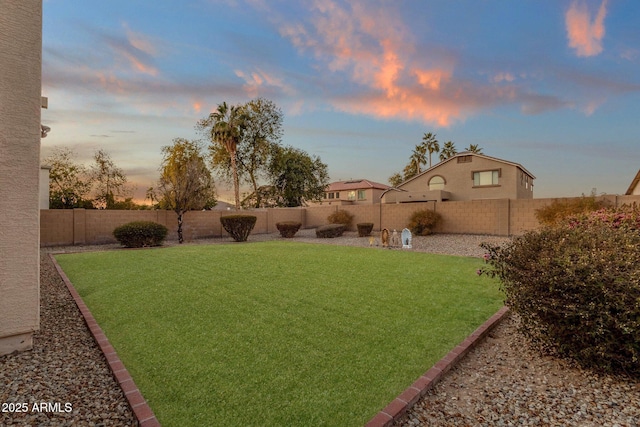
top-left (231, 153), bottom-right (240, 210)
top-left (177, 211), bottom-right (184, 243)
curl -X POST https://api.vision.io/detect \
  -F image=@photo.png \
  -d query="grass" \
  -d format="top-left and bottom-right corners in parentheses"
top-left (55, 241), bottom-right (502, 427)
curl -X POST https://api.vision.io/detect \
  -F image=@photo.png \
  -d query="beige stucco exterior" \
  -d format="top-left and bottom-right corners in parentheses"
top-left (625, 170), bottom-right (640, 195)
top-left (0, 1), bottom-right (42, 355)
top-left (382, 152), bottom-right (535, 203)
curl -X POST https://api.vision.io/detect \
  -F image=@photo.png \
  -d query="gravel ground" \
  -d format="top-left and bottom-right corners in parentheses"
top-left (2, 231), bottom-right (639, 426)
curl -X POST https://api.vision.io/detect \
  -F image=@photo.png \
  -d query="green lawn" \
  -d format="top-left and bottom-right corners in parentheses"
top-left (55, 241), bottom-right (502, 427)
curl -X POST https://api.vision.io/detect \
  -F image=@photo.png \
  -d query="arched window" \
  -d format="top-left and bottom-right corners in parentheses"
top-left (429, 175), bottom-right (445, 190)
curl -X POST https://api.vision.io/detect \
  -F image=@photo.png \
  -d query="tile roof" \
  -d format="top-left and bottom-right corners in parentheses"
top-left (326, 179), bottom-right (391, 192)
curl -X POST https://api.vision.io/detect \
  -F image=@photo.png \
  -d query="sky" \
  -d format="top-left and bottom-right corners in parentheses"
top-left (40, 0), bottom-right (640, 202)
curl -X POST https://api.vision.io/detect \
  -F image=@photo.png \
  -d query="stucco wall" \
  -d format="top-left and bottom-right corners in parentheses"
top-left (0, 1), bottom-right (42, 355)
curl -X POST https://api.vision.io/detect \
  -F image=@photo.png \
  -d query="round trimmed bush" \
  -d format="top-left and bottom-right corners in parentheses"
top-left (276, 221), bottom-right (302, 238)
top-left (407, 209), bottom-right (441, 236)
top-left (357, 222), bottom-right (374, 237)
top-left (316, 224), bottom-right (346, 238)
top-left (113, 221), bottom-right (168, 248)
top-left (220, 215), bottom-right (257, 242)
top-left (480, 206), bottom-right (640, 376)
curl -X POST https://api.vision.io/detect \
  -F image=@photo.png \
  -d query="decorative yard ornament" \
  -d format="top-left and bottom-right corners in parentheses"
top-left (381, 228), bottom-right (389, 247)
top-left (402, 228), bottom-right (412, 249)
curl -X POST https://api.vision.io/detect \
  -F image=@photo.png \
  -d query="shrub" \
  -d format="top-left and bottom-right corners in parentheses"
top-left (316, 224), bottom-right (346, 238)
top-left (534, 195), bottom-right (610, 226)
top-left (113, 221), bottom-right (168, 248)
top-left (480, 212), bottom-right (640, 377)
top-left (407, 209), bottom-right (441, 236)
top-left (327, 209), bottom-right (354, 229)
top-left (220, 215), bottom-right (257, 242)
top-left (357, 222), bottom-right (374, 237)
top-left (276, 221), bottom-right (302, 238)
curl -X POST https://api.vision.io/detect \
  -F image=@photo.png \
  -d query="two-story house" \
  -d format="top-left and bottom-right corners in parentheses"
top-left (382, 152), bottom-right (535, 203)
top-left (320, 179), bottom-right (390, 205)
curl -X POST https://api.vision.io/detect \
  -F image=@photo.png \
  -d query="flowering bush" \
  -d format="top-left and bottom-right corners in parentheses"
top-left (563, 204), bottom-right (640, 231)
top-left (480, 205), bottom-right (640, 377)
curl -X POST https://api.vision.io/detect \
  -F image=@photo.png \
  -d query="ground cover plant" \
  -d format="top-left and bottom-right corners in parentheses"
top-left (55, 242), bottom-right (502, 426)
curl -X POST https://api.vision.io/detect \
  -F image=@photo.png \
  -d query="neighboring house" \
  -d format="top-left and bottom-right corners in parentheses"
top-left (319, 179), bottom-right (390, 205)
top-left (625, 170), bottom-right (640, 195)
top-left (382, 152), bottom-right (535, 203)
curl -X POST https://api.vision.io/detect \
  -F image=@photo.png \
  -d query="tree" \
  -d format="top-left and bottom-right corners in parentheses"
top-left (409, 143), bottom-right (428, 176)
top-left (91, 149), bottom-right (129, 209)
top-left (43, 147), bottom-right (94, 208)
top-left (238, 98), bottom-right (283, 207)
top-left (268, 146), bottom-right (329, 207)
top-left (157, 138), bottom-right (216, 243)
top-left (202, 98), bottom-right (283, 209)
top-left (422, 132), bottom-right (440, 168)
top-left (199, 102), bottom-right (246, 210)
top-left (388, 172), bottom-right (403, 187)
top-left (465, 144), bottom-right (483, 154)
top-left (439, 141), bottom-right (457, 161)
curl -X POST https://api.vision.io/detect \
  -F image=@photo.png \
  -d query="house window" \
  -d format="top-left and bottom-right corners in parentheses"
top-left (457, 155), bottom-right (472, 163)
top-left (347, 191), bottom-right (356, 200)
top-left (357, 190), bottom-right (366, 200)
top-left (473, 170), bottom-right (500, 186)
top-left (328, 192), bottom-right (335, 199)
top-left (335, 192), bottom-right (340, 199)
top-left (428, 176), bottom-right (445, 190)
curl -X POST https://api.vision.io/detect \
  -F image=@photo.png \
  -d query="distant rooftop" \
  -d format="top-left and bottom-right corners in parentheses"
top-left (326, 179), bottom-right (391, 192)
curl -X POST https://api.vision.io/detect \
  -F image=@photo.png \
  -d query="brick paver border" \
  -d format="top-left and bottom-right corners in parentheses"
top-left (365, 306), bottom-right (510, 427)
top-left (50, 254), bottom-right (160, 427)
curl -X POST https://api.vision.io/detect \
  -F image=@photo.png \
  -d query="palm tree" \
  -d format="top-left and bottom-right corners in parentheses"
top-left (409, 143), bottom-right (428, 175)
top-left (207, 102), bottom-right (246, 210)
top-left (465, 144), bottom-right (483, 154)
top-left (421, 132), bottom-right (440, 168)
top-left (439, 141), bottom-right (457, 161)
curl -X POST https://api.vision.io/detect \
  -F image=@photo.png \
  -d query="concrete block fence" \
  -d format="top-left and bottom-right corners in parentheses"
top-left (40, 195), bottom-right (640, 247)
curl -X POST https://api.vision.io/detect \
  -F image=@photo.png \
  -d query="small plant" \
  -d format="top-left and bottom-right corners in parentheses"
top-left (534, 195), bottom-right (610, 226)
top-left (113, 221), bottom-right (168, 248)
top-left (276, 221), bottom-right (302, 238)
top-left (480, 207), bottom-right (640, 377)
top-left (356, 223), bottom-right (374, 237)
top-left (220, 215), bottom-right (257, 242)
top-left (407, 209), bottom-right (441, 236)
top-left (316, 224), bottom-right (346, 238)
top-left (327, 209), bottom-right (354, 229)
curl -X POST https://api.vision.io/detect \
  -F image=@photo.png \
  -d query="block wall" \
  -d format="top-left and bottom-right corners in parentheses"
top-left (40, 195), bottom-right (640, 246)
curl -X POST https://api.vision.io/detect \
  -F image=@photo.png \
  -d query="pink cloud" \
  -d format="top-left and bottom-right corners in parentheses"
top-left (565, 0), bottom-right (608, 57)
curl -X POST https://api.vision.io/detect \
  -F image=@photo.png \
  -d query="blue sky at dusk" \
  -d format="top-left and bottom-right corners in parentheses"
top-left (41, 0), bottom-right (640, 201)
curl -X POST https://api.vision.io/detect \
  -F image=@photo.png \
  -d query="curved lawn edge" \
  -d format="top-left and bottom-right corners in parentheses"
top-left (366, 306), bottom-right (510, 427)
top-left (50, 253), bottom-right (161, 427)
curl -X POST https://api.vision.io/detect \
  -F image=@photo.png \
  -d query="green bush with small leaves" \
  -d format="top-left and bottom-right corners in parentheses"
top-left (356, 223), bottom-right (374, 237)
top-left (407, 209), bottom-right (441, 236)
top-left (327, 209), bottom-right (354, 229)
top-left (113, 221), bottom-right (168, 248)
top-left (276, 221), bottom-right (302, 238)
top-left (534, 196), bottom-right (610, 226)
top-left (220, 215), bottom-right (257, 242)
top-left (316, 224), bottom-right (346, 238)
top-left (480, 205), bottom-right (640, 377)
